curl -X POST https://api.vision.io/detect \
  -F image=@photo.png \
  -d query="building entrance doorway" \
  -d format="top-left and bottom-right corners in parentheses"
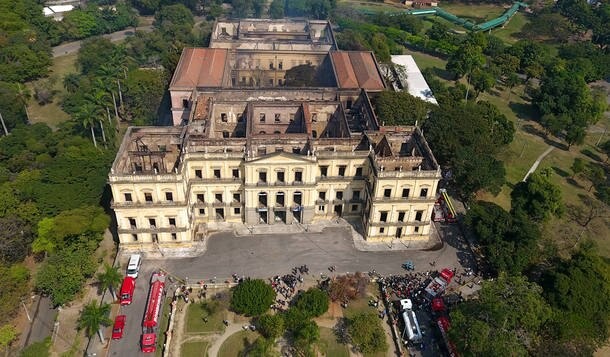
top-left (334, 205), bottom-right (343, 217)
top-left (292, 208), bottom-right (302, 223)
top-left (258, 210), bottom-right (268, 224)
top-left (274, 211), bottom-right (286, 224)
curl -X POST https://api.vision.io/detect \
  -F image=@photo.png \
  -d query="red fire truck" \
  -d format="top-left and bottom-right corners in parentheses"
top-left (437, 316), bottom-right (459, 357)
top-left (424, 268), bottom-right (454, 298)
top-left (432, 189), bottom-right (458, 223)
top-left (141, 272), bottom-right (166, 353)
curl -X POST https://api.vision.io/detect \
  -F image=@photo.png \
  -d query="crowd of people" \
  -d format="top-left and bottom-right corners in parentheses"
top-left (269, 265), bottom-right (309, 311)
top-left (379, 271), bottom-right (435, 306)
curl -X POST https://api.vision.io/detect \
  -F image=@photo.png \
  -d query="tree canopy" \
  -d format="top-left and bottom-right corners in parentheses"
top-left (374, 91), bottom-right (430, 126)
top-left (230, 278), bottom-right (275, 316)
top-left (347, 312), bottom-right (389, 354)
top-left (449, 273), bottom-right (551, 356)
top-left (511, 169), bottom-right (563, 222)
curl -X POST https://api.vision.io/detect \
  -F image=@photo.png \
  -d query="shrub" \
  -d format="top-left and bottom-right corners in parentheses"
top-left (230, 278), bottom-right (275, 316)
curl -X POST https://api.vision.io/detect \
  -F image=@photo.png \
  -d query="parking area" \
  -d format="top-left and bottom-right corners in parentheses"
top-left (107, 224), bottom-right (472, 356)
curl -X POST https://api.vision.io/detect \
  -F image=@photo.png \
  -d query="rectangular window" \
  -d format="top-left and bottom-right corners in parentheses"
top-left (320, 166), bottom-right (328, 177)
top-left (195, 169), bottom-right (203, 179)
top-left (318, 191), bottom-right (326, 200)
top-left (232, 169), bottom-right (239, 178)
top-left (380, 211), bottom-right (388, 222)
top-left (351, 204), bottom-right (358, 212)
top-left (171, 233), bottom-right (177, 240)
top-left (352, 190), bottom-right (360, 200)
top-left (199, 208), bottom-right (205, 215)
top-left (336, 191), bottom-right (343, 200)
top-left (196, 194), bottom-right (205, 203)
top-left (338, 166), bottom-right (346, 176)
top-left (233, 193), bottom-right (241, 202)
top-left (259, 171), bottom-right (267, 183)
top-left (132, 234), bottom-right (138, 241)
top-left (259, 113), bottom-right (266, 122)
top-left (289, 113), bottom-right (294, 123)
top-left (234, 207), bottom-right (241, 215)
top-left (169, 218), bottom-right (176, 227)
top-left (214, 169), bottom-right (221, 179)
top-left (355, 167), bottom-right (363, 177)
top-left (420, 188), bottom-right (428, 198)
top-left (312, 113), bottom-right (318, 122)
top-left (124, 193), bottom-right (132, 202)
top-left (384, 189), bottom-right (392, 198)
top-left (215, 193), bottom-right (223, 203)
top-left (346, 100), bottom-right (352, 109)
top-left (221, 113), bottom-right (227, 122)
top-left (144, 193), bottom-right (153, 202)
top-left (379, 227), bottom-right (385, 234)
top-left (128, 218), bottom-right (137, 228)
top-left (398, 212), bottom-right (406, 222)
top-left (148, 218), bottom-right (156, 228)
top-left (415, 210), bottom-right (423, 221)
top-left (277, 171), bottom-right (285, 183)
top-left (294, 171), bottom-right (302, 182)
top-left (222, 131), bottom-right (229, 138)
top-left (318, 205), bottom-right (325, 212)
top-left (165, 192), bottom-right (173, 201)
top-left (414, 226), bottom-right (420, 233)
top-left (274, 113), bottom-right (281, 123)
top-left (402, 188), bottom-right (410, 198)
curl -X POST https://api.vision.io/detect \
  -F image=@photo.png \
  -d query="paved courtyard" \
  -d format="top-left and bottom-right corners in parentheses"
top-left (106, 223), bottom-right (473, 357)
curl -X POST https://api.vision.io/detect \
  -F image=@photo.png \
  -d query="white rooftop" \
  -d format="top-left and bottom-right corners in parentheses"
top-left (390, 55), bottom-right (438, 105)
top-left (43, 5), bottom-right (74, 16)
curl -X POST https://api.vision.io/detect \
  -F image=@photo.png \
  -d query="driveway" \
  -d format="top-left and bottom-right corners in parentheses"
top-left (52, 26), bottom-right (153, 58)
top-left (106, 224), bottom-right (473, 357)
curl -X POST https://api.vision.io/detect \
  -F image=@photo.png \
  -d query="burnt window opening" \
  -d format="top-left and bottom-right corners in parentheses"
top-left (182, 99), bottom-right (189, 109)
top-left (168, 218), bottom-right (176, 227)
top-left (124, 193), bottom-right (132, 202)
top-left (259, 171), bottom-right (267, 183)
top-left (171, 233), bottom-right (177, 240)
top-left (232, 169), bottom-right (239, 178)
top-left (144, 193), bottom-right (153, 202)
top-left (384, 189), bottom-right (392, 198)
top-left (336, 191), bottom-right (343, 200)
top-left (215, 193), bottom-right (223, 203)
top-left (196, 194), bottom-right (205, 203)
top-left (294, 171), bottom-right (302, 182)
top-left (259, 113), bottom-right (266, 123)
top-left (380, 211), bottom-right (388, 222)
top-left (274, 113), bottom-right (281, 123)
top-left (233, 193), bottom-right (241, 202)
top-left (353, 190), bottom-right (360, 200)
top-left (223, 131), bottom-right (230, 138)
top-left (214, 169), bottom-right (221, 179)
top-left (195, 169), bottom-right (203, 179)
top-left (398, 211), bottom-right (406, 222)
top-left (277, 171), bottom-right (285, 183)
top-left (338, 166), bottom-right (346, 177)
top-left (318, 191), bottom-right (326, 200)
top-left (355, 167), bottom-right (363, 177)
top-left (221, 113), bottom-right (227, 122)
top-left (320, 166), bottom-right (328, 177)
top-left (165, 192), bottom-right (173, 201)
top-left (402, 188), bottom-right (410, 198)
top-left (415, 210), bottom-right (423, 221)
top-left (420, 188), bottom-right (428, 198)
top-left (128, 218), bottom-right (137, 229)
top-left (149, 218), bottom-right (156, 228)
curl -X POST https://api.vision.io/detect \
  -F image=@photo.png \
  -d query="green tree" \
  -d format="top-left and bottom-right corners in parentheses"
top-left (504, 72), bottom-right (521, 101)
top-left (600, 139), bottom-right (610, 163)
top-left (470, 68), bottom-right (495, 99)
top-left (374, 91), bottom-right (429, 126)
top-left (0, 324), bottom-right (17, 352)
top-left (248, 337), bottom-right (279, 357)
top-left (293, 319), bottom-right (319, 355)
top-left (123, 69), bottom-right (166, 125)
top-left (36, 245), bottom-right (98, 306)
top-left (257, 313), bottom-right (284, 339)
top-left (230, 279), bottom-right (275, 316)
top-left (268, 0), bottom-right (284, 18)
top-left (542, 243), bottom-right (610, 350)
top-left (0, 264), bottom-right (29, 324)
top-left (446, 42), bottom-right (485, 80)
top-left (97, 263), bottom-right (122, 301)
top-left (571, 158), bottom-right (586, 179)
top-left (295, 288), bottom-right (329, 318)
top-left (155, 4), bottom-right (194, 29)
top-left (232, 0), bottom-right (253, 17)
top-left (583, 164), bottom-right (606, 192)
top-left (78, 300), bottom-right (112, 343)
top-left (347, 312), bottom-right (388, 354)
top-left (449, 273), bottom-right (551, 356)
top-left (511, 169), bottom-right (563, 222)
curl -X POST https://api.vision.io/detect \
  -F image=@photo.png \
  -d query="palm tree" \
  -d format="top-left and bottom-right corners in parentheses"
top-left (63, 73), bottom-right (80, 94)
top-left (97, 263), bottom-right (123, 301)
top-left (77, 103), bottom-right (99, 148)
top-left (78, 300), bottom-right (112, 343)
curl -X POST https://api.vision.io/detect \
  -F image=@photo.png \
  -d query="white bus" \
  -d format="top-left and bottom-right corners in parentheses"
top-left (399, 299), bottom-right (423, 343)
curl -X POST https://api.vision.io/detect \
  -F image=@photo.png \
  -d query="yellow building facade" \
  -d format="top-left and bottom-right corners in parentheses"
top-left (109, 19), bottom-right (441, 251)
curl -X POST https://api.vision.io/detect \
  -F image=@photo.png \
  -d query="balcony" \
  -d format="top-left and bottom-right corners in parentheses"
top-left (190, 177), bottom-right (243, 184)
top-left (230, 200), bottom-right (242, 207)
top-left (315, 198), bottom-right (328, 204)
top-left (111, 200), bottom-right (186, 208)
top-left (212, 201), bottom-right (225, 207)
top-left (371, 196), bottom-right (436, 204)
top-left (118, 225), bottom-right (188, 234)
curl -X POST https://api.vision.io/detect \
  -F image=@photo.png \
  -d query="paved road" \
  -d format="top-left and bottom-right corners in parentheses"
top-left (106, 224), bottom-right (473, 357)
top-left (52, 26), bottom-right (153, 58)
top-left (23, 296), bottom-right (57, 347)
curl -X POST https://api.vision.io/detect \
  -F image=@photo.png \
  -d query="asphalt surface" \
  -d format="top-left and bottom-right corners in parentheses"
top-left (23, 295), bottom-right (57, 347)
top-left (105, 224), bottom-right (472, 357)
top-left (52, 26), bottom-right (153, 58)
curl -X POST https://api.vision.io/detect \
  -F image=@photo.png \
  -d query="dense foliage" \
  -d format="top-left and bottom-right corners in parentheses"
top-left (230, 279), bottom-right (276, 316)
top-left (347, 312), bottom-right (389, 354)
top-left (374, 92), bottom-right (430, 126)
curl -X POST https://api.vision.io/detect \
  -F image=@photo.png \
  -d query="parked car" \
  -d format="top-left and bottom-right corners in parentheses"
top-left (112, 315), bottom-right (126, 340)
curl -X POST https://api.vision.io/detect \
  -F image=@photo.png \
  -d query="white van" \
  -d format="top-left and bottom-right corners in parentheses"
top-left (126, 254), bottom-right (142, 278)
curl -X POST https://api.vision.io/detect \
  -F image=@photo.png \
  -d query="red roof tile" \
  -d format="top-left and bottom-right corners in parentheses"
top-left (330, 51), bottom-right (384, 90)
top-left (170, 48), bottom-right (228, 88)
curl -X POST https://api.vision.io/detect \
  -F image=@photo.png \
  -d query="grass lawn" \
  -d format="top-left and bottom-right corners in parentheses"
top-left (181, 341), bottom-right (209, 357)
top-left (318, 327), bottom-right (349, 357)
top-left (217, 330), bottom-right (259, 357)
top-left (25, 53), bottom-right (78, 128)
top-left (186, 302), bottom-right (226, 334)
top-left (343, 296), bottom-right (376, 319)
